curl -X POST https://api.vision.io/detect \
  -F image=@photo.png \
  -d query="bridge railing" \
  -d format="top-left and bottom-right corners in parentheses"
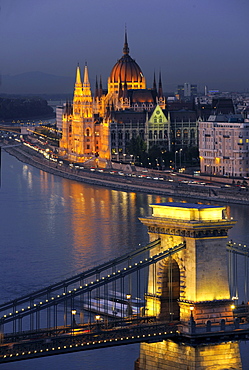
top-left (227, 241), bottom-right (249, 256)
top-left (227, 241), bottom-right (249, 304)
top-left (0, 239), bottom-right (161, 312)
top-left (0, 318), bottom-right (179, 363)
top-left (0, 240), bottom-right (186, 339)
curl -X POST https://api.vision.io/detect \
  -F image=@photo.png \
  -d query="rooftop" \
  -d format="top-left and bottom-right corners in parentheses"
top-left (149, 202), bottom-right (226, 222)
top-left (150, 202), bottom-right (221, 209)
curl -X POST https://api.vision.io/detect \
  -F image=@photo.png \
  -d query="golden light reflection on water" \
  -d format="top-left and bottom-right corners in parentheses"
top-left (32, 166), bottom-right (245, 282)
top-left (38, 170), bottom-right (59, 195)
top-left (57, 180), bottom-right (142, 270)
top-left (22, 165), bottom-right (33, 189)
top-left (10, 159), bottom-right (249, 368)
top-left (140, 340), bottom-right (242, 369)
top-left (32, 171), bottom-right (178, 272)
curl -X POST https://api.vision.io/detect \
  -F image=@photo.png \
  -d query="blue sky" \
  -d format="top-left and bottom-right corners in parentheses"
top-left (0, 0), bottom-right (249, 93)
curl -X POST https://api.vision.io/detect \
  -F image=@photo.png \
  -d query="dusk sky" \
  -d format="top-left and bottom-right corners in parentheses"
top-left (0, 0), bottom-right (249, 94)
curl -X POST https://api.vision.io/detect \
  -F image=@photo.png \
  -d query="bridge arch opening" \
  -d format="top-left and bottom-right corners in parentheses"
top-left (159, 257), bottom-right (180, 321)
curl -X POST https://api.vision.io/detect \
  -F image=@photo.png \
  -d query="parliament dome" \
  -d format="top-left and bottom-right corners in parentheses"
top-left (108, 32), bottom-right (146, 92)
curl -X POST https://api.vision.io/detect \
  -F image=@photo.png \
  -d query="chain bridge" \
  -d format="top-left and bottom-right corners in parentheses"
top-left (0, 202), bottom-right (248, 369)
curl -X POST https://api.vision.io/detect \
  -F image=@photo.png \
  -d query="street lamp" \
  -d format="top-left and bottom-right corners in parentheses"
top-left (175, 151), bottom-right (178, 171)
top-left (179, 148), bottom-right (182, 171)
top-left (156, 158), bottom-right (159, 170)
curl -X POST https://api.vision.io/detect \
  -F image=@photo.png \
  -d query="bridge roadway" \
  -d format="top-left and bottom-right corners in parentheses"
top-left (0, 125), bottom-right (21, 133)
top-left (0, 317), bottom-right (179, 363)
top-left (2, 316), bottom-right (249, 363)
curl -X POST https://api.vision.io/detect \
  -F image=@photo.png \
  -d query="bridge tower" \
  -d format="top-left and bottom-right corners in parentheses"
top-left (138, 202), bottom-right (242, 370)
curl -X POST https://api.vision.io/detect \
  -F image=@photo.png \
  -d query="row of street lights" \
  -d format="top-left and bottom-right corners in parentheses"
top-left (71, 293), bottom-right (133, 334)
top-left (114, 149), bottom-right (185, 171)
top-left (175, 148), bottom-right (183, 171)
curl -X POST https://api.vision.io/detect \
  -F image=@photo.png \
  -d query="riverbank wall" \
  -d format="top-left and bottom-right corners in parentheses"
top-left (3, 145), bottom-right (249, 206)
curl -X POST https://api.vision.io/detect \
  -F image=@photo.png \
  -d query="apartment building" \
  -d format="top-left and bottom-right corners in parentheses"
top-left (199, 115), bottom-right (249, 177)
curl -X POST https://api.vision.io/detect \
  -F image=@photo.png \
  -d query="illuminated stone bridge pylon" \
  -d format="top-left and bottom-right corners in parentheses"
top-left (138, 202), bottom-right (242, 370)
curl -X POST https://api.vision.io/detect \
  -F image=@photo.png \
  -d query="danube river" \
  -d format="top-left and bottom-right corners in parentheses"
top-left (1, 150), bottom-right (249, 370)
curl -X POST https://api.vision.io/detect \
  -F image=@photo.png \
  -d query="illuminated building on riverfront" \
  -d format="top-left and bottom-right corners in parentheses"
top-left (59, 64), bottom-right (110, 164)
top-left (58, 32), bottom-right (198, 165)
top-left (199, 114), bottom-right (249, 177)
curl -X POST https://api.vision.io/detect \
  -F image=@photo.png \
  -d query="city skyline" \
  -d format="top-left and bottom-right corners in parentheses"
top-left (0, 0), bottom-right (249, 94)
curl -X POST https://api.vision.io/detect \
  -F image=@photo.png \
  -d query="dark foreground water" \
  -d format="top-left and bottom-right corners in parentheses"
top-left (0, 151), bottom-right (249, 370)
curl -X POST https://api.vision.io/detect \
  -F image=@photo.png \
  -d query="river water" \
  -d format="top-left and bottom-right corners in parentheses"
top-left (0, 150), bottom-right (249, 370)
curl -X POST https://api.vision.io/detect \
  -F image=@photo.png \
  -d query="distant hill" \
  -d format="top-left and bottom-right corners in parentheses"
top-left (0, 71), bottom-right (74, 95)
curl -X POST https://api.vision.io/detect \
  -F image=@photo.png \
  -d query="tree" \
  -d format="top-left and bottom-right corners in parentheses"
top-left (0, 97), bottom-right (54, 120)
top-left (126, 136), bottom-right (147, 165)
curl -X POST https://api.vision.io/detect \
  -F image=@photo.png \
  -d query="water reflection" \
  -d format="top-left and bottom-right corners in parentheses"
top-left (22, 164), bottom-right (33, 189)
top-left (1, 151), bottom-right (249, 369)
top-left (60, 180), bottom-right (148, 270)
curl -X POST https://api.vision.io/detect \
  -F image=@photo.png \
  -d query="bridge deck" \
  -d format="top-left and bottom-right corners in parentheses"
top-left (0, 318), bottom-right (177, 363)
top-left (2, 317), bottom-right (249, 363)
top-left (0, 240), bottom-right (249, 362)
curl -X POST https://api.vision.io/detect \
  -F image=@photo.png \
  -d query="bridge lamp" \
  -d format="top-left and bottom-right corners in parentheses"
top-left (72, 309), bottom-right (77, 319)
top-left (190, 306), bottom-right (194, 319)
top-left (126, 294), bottom-right (133, 317)
top-left (95, 315), bottom-right (102, 331)
top-left (71, 309), bottom-right (77, 333)
top-left (231, 304), bottom-right (235, 310)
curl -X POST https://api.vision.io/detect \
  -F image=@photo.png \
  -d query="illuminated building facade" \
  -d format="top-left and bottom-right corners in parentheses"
top-left (59, 64), bottom-right (110, 164)
top-left (59, 31), bottom-right (198, 164)
top-left (105, 31), bottom-right (146, 105)
top-left (199, 115), bottom-right (249, 177)
top-left (169, 110), bottom-right (197, 148)
top-left (110, 104), bottom-right (171, 160)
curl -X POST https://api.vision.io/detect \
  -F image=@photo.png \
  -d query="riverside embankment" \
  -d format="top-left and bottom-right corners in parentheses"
top-left (3, 144), bottom-right (249, 205)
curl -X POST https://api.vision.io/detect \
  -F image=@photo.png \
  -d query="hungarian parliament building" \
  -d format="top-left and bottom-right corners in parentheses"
top-left (56, 32), bottom-right (198, 165)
